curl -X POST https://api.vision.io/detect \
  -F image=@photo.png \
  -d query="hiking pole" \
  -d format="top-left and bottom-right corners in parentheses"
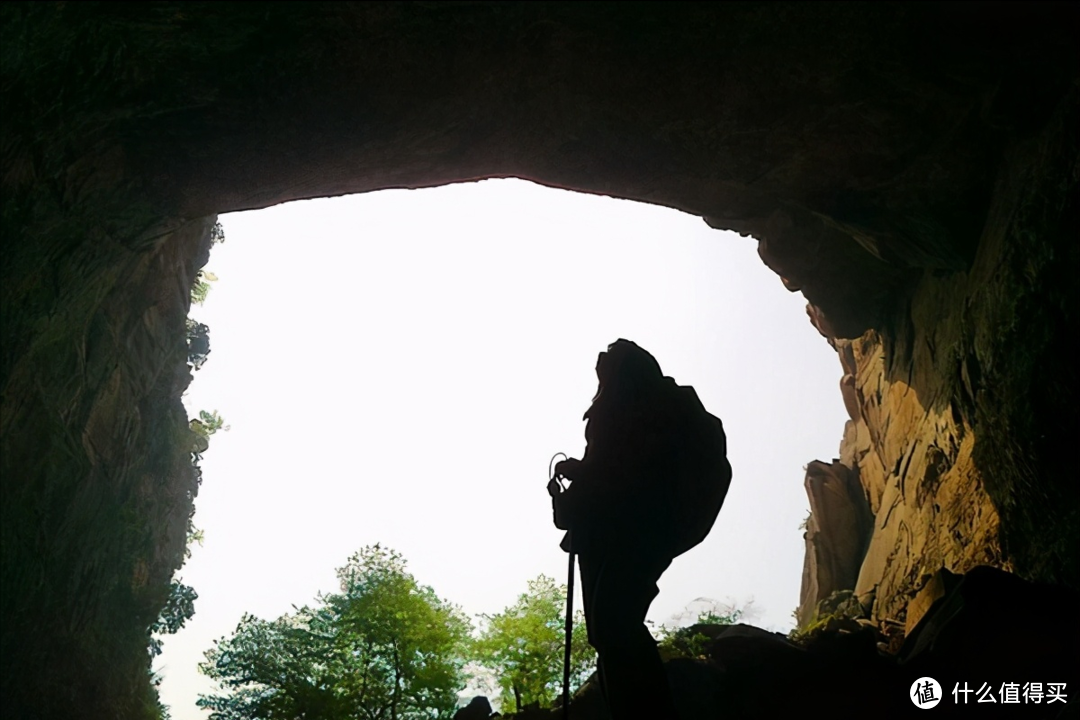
top-left (549, 453), bottom-right (574, 720)
top-left (563, 533), bottom-right (575, 720)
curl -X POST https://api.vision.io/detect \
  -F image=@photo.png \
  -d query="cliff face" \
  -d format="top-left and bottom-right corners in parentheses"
top-left (2, 3), bottom-right (1076, 716)
top-left (799, 94), bottom-right (1077, 625)
top-left (0, 210), bottom-right (212, 715)
top-left (849, 329), bottom-right (1004, 623)
top-left (798, 329), bottom-right (1007, 627)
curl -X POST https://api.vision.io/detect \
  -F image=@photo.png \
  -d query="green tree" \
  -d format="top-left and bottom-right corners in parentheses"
top-left (471, 575), bottom-right (594, 713)
top-left (653, 599), bottom-right (746, 660)
top-left (198, 609), bottom-right (343, 720)
top-left (199, 545), bottom-right (470, 720)
top-left (148, 581), bottom-right (198, 658)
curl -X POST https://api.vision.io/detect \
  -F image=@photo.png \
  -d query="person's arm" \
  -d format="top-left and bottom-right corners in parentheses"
top-left (549, 456), bottom-right (601, 530)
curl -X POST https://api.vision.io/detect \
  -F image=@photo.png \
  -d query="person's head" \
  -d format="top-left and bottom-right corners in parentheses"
top-left (589, 339), bottom-right (663, 410)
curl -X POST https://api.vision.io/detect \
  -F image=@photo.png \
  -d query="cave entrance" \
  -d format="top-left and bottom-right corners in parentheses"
top-left (158, 178), bottom-right (849, 710)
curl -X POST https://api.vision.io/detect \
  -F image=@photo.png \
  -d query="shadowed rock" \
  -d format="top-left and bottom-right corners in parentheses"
top-left (2, 4), bottom-right (1076, 717)
top-left (510, 569), bottom-right (1077, 719)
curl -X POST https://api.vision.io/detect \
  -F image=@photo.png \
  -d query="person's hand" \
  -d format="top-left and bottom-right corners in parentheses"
top-left (547, 477), bottom-right (563, 497)
top-left (554, 457), bottom-right (582, 480)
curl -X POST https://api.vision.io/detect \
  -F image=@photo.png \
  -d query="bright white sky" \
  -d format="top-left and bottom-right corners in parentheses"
top-left (155, 179), bottom-right (849, 717)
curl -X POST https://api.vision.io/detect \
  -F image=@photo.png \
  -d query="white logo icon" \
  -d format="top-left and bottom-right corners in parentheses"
top-left (911, 677), bottom-right (943, 709)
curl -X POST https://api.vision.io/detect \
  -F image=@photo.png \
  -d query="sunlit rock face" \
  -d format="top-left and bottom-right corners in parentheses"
top-left (799, 328), bottom-right (1004, 628)
top-left (798, 92), bottom-right (1077, 626)
top-left (1, 3), bottom-right (1076, 716)
top-left (797, 460), bottom-right (873, 628)
top-left (842, 331), bottom-right (1003, 625)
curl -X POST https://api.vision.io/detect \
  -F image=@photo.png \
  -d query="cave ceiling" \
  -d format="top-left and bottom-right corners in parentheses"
top-left (1, 4), bottom-right (1077, 717)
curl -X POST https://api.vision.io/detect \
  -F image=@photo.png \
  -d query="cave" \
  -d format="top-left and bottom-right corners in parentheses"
top-left (1, 3), bottom-right (1077, 718)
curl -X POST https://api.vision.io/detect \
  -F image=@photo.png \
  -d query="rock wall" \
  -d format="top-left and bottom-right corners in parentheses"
top-left (0, 212), bottom-right (212, 718)
top-left (797, 327), bottom-right (1006, 627)
top-left (797, 460), bottom-right (872, 628)
top-left (846, 330), bottom-right (1005, 624)
top-left (2, 3), bottom-right (1076, 716)
top-left (799, 86), bottom-right (1077, 628)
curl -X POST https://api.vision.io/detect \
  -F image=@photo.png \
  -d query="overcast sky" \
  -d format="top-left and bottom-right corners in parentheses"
top-left (154, 179), bottom-right (849, 717)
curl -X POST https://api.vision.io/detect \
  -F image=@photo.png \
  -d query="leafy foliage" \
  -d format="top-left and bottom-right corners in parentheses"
top-left (186, 409), bottom-right (226, 561)
top-left (653, 600), bottom-right (745, 660)
top-left (210, 221), bottom-right (226, 244)
top-left (190, 409), bottom-right (228, 439)
top-left (789, 590), bottom-right (867, 646)
top-left (186, 318), bottom-right (211, 370)
top-left (199, 545), bottom-right (471, 720)
top-left (190, 270), bottom-right (218, 305)
top-left (198, 610), bottom-right (342, 720)
top-left (471, 575), bottom-right (594, 713)
top-left (148, 582), bottom-right (197, 658)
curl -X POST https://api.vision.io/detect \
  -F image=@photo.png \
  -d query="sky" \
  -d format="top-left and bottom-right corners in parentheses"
top-left (154, 179), bottom-right (850, 717)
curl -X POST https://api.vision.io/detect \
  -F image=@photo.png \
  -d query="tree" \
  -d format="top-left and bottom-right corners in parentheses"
top-left (148, 581), bottom-right (197, 658)
top-left (199, 545), bottom-right (471, 720)
top-left (471, 575), bottom-right (595, 713)
top-left (329, 545), bottom-right (472, 720)
top-left (652, 599), bottom-right (748, 660)
top-left (198, 609), bottom-right (344, 720)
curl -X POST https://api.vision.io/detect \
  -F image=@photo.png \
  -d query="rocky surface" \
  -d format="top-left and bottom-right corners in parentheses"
top-left (0, 214), bottom-right (213, 717)
top-left (797, 460), bottom-right (873, 627)
top-left (798, 86), bottom-right (1078, 626)
top-left (797, 329), bottom-right (1008, 628)
top-left (846, 329), bottom-right (1005, 625)
top-left (513, 568), bottom-right (1078, 719)
top-left (2, 3), bottom-right (1076, 716)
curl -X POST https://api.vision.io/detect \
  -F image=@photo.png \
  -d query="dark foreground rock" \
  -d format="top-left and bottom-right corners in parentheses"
top-left (455, 696), bottom-right (496, 720)
top-left (3, 5), bottom-right (1076, 717)
top-left (506, 567), bottom-right (1077, 719)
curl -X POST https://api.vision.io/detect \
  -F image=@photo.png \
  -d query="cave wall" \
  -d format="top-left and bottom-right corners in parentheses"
top-left (0, 212), bottom-right (212, 717)
top-left (798, 91), bottom-right (1078, 624)
top-left (799, 328), bottom-right (1006, 627)
top-left (849, 328), bottom-right (1004, 623)
top-left (2, 3), bottom-right (1076, 717)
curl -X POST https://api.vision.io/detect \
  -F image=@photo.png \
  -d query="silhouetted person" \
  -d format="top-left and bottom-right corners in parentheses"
top-left (548, 340), bottom-right (731, 720)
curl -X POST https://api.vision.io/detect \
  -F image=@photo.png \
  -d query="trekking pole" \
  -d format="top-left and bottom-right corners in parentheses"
top-left (563, 533), bottom-right (575, 720)
top-left (549, 453), bottom-right (574, 720)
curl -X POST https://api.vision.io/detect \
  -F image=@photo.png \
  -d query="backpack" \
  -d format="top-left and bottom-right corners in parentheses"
top-left (555, 377), bottom-right (731, 559)
top-left (660, 383), bottom-right (732, 558)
